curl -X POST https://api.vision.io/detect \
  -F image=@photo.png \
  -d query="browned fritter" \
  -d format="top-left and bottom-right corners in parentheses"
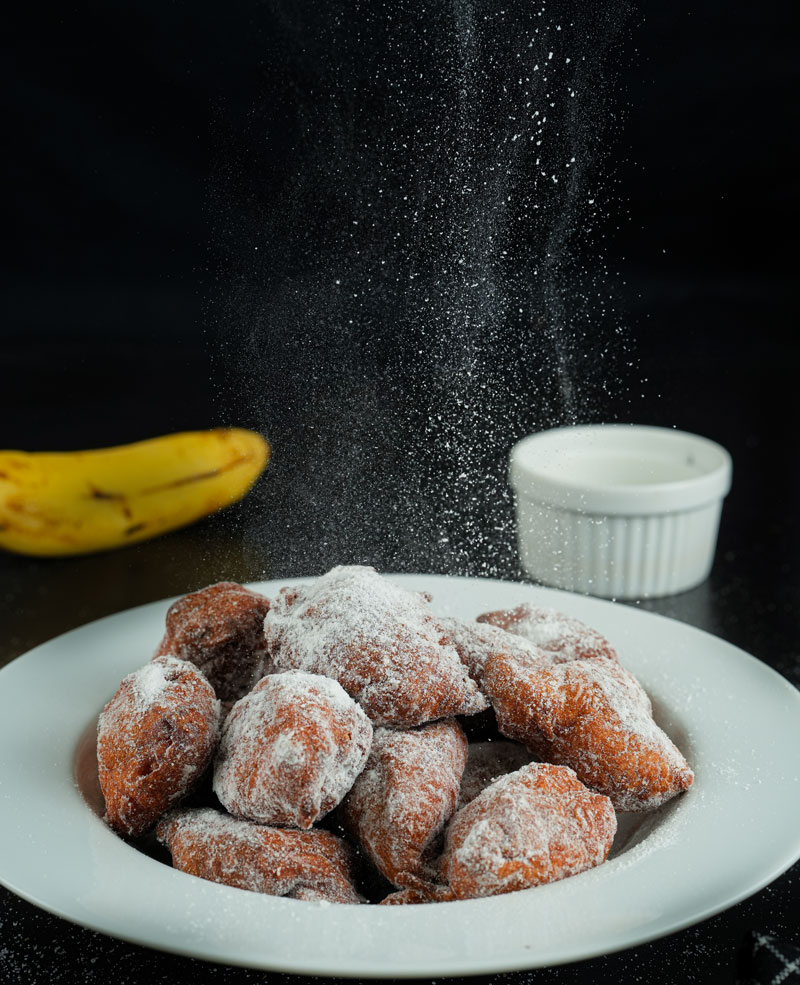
top-left (482, 651), bottom-right (694, 811)
top-left (213, 670), bottom-right (373, 829)
top-left (97, 655), bottom-right (220, 837)
top-left (477, 603), bottom-right (618, 663)
top-left (156, 581), bottom-right (270, 702)
top-left (440, 763), bottom-right (617, 899)
top-left (263, 566), bottom-right (487, 727)
top-left (156, 807), bottom-right (362, 904)
top-left (379, 885), bottom-right (455, 905)
top-left (340, 719), bottom-right (468, 889)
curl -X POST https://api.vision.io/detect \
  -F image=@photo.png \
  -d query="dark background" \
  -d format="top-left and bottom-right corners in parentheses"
top-left (3, 0), bottom-right (798, 577)
top-left (1, 1), bottom-right (798, 983)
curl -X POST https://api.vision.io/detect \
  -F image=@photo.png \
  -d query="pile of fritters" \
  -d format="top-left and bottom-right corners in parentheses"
top-left (96, 565), bottom-right (693, 904)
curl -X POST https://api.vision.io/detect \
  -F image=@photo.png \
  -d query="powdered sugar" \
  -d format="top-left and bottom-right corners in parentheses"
top-left (575, 659), bottom-right (654, 733)
top-left (438, 616), bottom-right (547, 684)
top-left (98, 654), bottom-right (219, 741)
top-left (213, 670), bottom-right (373, 828)
top-left (129, 660), bottom-right (171, 713)
top-left (478, 603), bottom-right (618, 663)
top-left (268, 731), bottom-right (307, 769)
top-left (341, 720), bottom-right (467, 888)
top-left (264, 566), bottom-right (487, 727)
top-left (440, 762), bottom-right (617, 898)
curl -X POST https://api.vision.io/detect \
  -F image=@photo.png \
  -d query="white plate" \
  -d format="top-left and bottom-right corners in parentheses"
top-left (1, 574), bottom-right (799, 977)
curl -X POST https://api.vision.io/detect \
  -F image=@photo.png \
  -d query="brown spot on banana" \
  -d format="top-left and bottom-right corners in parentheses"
top-left (87, 484), bottom-right (132, 518)
top-left (87, 484), bottom-right (124, 500)
top-left (140, 455), bottom-right (252, 494)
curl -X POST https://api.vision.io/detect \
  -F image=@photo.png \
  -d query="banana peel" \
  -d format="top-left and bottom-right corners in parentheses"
top-left (0, 428), bottom-right (270, 557)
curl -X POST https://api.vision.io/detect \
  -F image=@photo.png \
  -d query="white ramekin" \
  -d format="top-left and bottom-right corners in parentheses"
top-left (510, 424), bottom-right (733, 599)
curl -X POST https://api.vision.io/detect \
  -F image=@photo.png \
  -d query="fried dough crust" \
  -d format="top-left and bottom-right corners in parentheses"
top-left (98, 655), bottom-right (220, 837)
top-left (341, 719), bottom-right (467, 889)
top-left (440, 763), bottom-right (616, 899)
top-left (213, 670), bottom-right (372, 828)
top-left (156, 581), bottom-right (270, 702)
top-left (482, 653), bottom-right (693, 811)
top-left (157, 807), bottom-right (362, 903)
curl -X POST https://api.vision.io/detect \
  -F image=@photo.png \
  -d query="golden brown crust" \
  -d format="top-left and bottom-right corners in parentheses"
top-left (213, 670), bottom-right (373, 829)
top-left (440, 763), bottom-right (617, 899)
top-left (156, 582), bottom-right (270, 702)
top-left (156, 808), bottom-right (362, 903)
top-left (341, 720), bottom-right (467, 889)
top-left (482, 652), bottom-right (694, 811)
top-left (97, 656), bottom-right (220, 837)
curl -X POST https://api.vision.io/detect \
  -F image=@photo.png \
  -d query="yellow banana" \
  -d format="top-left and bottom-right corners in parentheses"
top-left (0, 428), bottom-right (270, 557)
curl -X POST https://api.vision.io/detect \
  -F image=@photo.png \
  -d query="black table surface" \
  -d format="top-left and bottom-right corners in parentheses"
top-left (1, 296), bottom-right (799, 984)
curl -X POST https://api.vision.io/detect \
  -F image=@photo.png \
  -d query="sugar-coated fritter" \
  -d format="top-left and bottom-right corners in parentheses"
top-left (213, 670), bottom-right (373, 829)
top-left (264, 566), bottom-right (487, 727)
top-left (97, 655), bottom-right (220, 837)
top-left (156, 807), bottom-right (361, 904)
top-left (341, 720), bottom-right (467, 889)
top-left (156, 581), bottom-right (270, 702)
top-left (482, 652), bottom-right (693, 811)
top-left (438, 615), bottom-right (547, 685)
top-left (97, 566), bottom-right (695, 908)
top-left (440, 763), bottom-right (617, 899)
top-left (477, 603), bottom-right (618, 664)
